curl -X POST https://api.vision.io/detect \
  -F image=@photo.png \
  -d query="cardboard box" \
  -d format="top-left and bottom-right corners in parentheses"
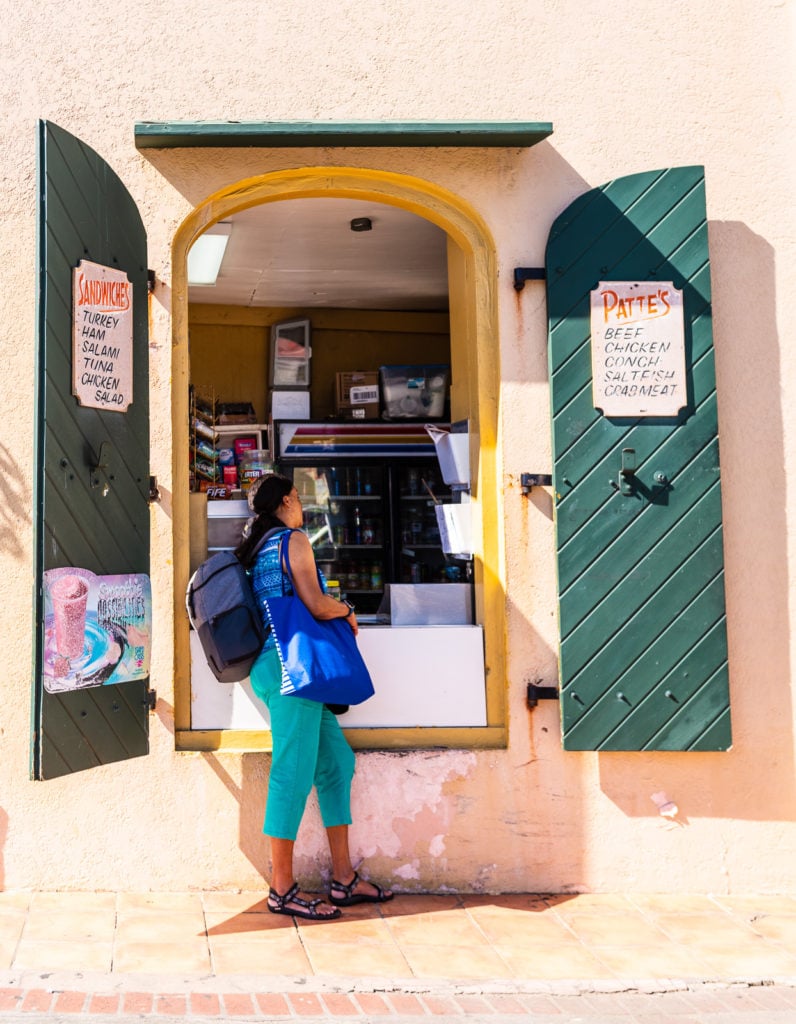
top-left (335, 371), bottom-right (380, 420)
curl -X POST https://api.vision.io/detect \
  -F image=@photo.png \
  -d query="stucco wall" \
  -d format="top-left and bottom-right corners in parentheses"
top-left (1, 0), bottom-right (794, 894)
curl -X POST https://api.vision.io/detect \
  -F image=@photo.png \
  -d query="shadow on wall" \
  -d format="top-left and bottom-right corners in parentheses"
top-left (201, 752), bottom-right (272, 881)
top-left (200, 750), bottom-right (399, 892)
top-left (0, 806), bottom-right (7, 888)
top-left (0, 442), bottom-right (30, 560)
top-left (599, 222), bottom-right (795, 822)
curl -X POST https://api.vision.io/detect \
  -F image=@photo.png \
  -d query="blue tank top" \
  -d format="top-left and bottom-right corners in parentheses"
top-left (250, 527), bottom-right (327, 649)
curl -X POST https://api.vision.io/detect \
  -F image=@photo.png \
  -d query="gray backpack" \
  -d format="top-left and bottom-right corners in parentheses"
top-left (185, 529), bottom-right (283, 682)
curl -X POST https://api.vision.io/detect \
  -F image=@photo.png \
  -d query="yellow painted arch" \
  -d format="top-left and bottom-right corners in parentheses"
top-left (171, 166), bottom-right (506, 749)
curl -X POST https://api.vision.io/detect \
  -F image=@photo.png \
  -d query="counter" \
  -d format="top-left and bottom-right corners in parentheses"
top-left (190, 624), bottom-right (486, 729)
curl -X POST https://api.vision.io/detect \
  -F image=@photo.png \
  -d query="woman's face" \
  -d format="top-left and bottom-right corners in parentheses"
top-left (282, 487), bottom-right (304, 527)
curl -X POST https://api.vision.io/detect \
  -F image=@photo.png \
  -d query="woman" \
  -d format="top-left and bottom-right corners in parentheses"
top-left (236, 473), bottom-right (393, 920)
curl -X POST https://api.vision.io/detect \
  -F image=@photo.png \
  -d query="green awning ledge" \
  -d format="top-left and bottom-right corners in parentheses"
top-left (134, 121), bottom-right (553, 149)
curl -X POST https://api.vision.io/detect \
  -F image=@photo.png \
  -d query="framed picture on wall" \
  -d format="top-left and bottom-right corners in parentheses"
top-left (270, 319), bottom-right (311, 389)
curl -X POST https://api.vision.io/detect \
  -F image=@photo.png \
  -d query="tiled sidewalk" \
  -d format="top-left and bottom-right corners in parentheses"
top-left (4, 890), bottom-right (796, 983)
top-left (0, 890), bottom-right (795, 1018)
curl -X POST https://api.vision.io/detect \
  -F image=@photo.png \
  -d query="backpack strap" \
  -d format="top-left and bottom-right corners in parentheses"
top-left (251, 525), bottom-right (289, 561)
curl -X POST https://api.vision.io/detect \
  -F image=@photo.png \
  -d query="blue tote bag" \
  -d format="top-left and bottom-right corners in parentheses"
top-left (262, 532), bottom-right (375, 706)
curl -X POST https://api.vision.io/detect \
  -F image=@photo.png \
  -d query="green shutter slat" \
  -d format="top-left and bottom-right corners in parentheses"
top-left (682, 704), bottom-right (732, 752)
top-left (645, 668), bottom-right (731, 751)
top-left (560, 461), bottom-right (722, 636)
top-left (567, 614), bottom-right (728, 751)
top-left (546, 166), bottom-right (731, 752)
top-left (33, 121), bottom-right (151, 780)
top-left (562, 528), bottom-right (725, 689)
top-left (557, 389), bottom-right (717, 581)
top-left (562, 577), bottom-right (727, 749)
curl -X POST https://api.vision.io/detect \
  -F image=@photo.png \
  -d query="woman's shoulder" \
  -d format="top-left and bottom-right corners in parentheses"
top-left (253, 525), bottom-right (291, 560)
top-left (286, 526), bottom-right (310, 545)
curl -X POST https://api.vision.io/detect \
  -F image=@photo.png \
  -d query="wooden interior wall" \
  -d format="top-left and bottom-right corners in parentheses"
top-left (189, 305), bottom-right (450, 421)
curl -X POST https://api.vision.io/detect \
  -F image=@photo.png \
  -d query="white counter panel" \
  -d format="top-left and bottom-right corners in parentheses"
top-left (340, 625), bottom-right (486, 727)
top-left (190, 625), bottom-right (487, 730)
top-left (190, 631), bottom-right (271, 729)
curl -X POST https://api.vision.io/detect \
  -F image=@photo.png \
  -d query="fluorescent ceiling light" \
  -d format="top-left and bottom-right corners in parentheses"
top-left (187, 222), bottom-right (232, 286)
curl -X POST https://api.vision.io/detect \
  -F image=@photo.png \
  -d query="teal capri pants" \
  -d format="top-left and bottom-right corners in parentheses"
top-left (249, 646), bottom-right (355, 840)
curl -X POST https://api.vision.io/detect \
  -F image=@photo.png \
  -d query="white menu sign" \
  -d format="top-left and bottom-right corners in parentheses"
top-left (590, 281), bottom-right (686, 417)
top-left (72, 260), bottom-right (133, 412)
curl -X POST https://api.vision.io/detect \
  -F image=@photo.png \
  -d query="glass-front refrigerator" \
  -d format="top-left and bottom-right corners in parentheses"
top-left (274, 422), bottom-right (470, 619)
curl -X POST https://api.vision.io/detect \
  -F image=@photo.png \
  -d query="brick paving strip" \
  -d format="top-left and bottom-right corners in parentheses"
top-left (1, 979), bottom-right (796, 1021)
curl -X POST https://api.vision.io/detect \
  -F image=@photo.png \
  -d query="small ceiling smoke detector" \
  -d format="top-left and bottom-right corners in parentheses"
top-left (350, 217), bottom-right (372, 232)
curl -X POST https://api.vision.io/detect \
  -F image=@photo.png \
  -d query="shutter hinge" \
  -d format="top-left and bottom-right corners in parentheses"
top-left (520, 473), bottom-right (552, 494)
top-left (527, 681), bottom-right (559, 708)
top-left (147, 269), bottom-right (156, 293)
top-left (148, 475), bottom-right (160, 503)
top-left (513, 267), bottom-right (546, 291)
top-left (144, 689), bottom-right (157, 712)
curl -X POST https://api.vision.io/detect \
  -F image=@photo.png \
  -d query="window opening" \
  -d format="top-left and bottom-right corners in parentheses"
top-left (173, 169), bottom-right (507, 749)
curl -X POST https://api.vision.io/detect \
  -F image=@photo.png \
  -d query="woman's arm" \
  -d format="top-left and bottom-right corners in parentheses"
top-left (286, 530), bottom-right (358, 634)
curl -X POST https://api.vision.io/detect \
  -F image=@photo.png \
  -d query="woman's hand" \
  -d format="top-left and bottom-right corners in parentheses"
top-left (287, 531), bottom-right (359, 634)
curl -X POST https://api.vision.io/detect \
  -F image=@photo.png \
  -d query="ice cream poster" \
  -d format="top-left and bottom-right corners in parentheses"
top-left (42, 568), bottom-right (152, 693)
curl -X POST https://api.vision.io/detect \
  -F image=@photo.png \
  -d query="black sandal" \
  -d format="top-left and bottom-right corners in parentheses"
top-left (329, 870), bottom-right (394, 907)
top-left (268, 882), bottom-right (341, 920)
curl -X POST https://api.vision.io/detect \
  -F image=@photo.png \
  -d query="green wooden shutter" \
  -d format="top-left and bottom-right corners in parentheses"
top-left (33, 121), bottom-right (152, 779)
top-left (546, 166), bottom-right (731, 751)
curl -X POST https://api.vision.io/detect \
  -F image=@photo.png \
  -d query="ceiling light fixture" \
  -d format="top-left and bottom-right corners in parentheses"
top-left (187, 222), bottom-right (232, 286)
top-left (350, 217), bottom-right (372, 232)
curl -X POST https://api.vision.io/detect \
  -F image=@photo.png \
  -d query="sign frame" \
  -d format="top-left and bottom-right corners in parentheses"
top-left (590, 281), bottom-right (686, 418)
top-left (72, 259), bottom-right (134, 412)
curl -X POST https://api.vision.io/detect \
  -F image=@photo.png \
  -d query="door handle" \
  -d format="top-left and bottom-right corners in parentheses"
top-left (611, 453), bottom-right (671, 500)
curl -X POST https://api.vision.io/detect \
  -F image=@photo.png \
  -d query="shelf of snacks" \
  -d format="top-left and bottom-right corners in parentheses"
top-left (189, 387), bottom-right (271, 499)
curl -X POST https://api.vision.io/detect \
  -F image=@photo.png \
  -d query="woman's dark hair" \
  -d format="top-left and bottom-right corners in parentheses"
top-left (234, 473), bottom-right (293, 566)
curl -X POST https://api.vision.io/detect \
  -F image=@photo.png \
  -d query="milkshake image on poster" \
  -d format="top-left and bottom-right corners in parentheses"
top-left (42, 568), bottom-right (152, 693)
top-left (49, 574), bottom-right (89, 658)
